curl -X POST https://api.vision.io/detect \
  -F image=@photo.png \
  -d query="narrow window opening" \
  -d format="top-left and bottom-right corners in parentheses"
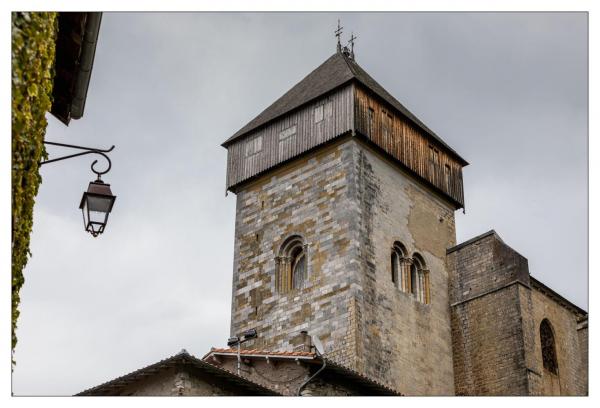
top-left (428, 145), bottom-right (440, 182)
top-left (314, 105), bottom-right (324, 123)
top-left (540, 319), bottom-right (559, 375)
top-left (291, 249), bottom-right (307, 290)
top-left (324, 101), bottom-right (333, 118)
top-left (391, 242), bottom-right (407, 290)
top-left (410, 263), bottom-right (418, 296)
top-left (444, 164), bottom-right (451, 191)
top-left (411, 254), bottom-right (430, 304)
top-left (391, 251), bottom-right (398, 284)
top-left (382, 110), bottom-right (392, 139)
top-left (278, 124), bottom-right (298, 159)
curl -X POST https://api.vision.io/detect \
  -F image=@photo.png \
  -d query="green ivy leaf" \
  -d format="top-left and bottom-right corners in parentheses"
top-left (11, 11), bottom-right (58, 367)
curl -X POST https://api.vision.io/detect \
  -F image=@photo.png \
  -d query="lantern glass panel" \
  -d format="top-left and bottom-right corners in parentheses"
top-left (80, 181), bottom-right (116, 237)
top-left (87, 194), bottom-right (113, 213)
top-left (88, 206), bottom-right (108, 225)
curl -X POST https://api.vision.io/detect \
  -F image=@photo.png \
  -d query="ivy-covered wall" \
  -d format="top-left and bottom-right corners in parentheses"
top-left (11, 12), bottom-right (58, 360)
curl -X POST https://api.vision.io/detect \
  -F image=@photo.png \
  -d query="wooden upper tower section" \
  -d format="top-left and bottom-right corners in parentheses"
top-left (222, 49), bottom-right (468, 208)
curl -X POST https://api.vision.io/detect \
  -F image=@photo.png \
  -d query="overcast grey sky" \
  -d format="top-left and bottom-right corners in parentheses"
top-left (12, 12), bottom-right (587, 395)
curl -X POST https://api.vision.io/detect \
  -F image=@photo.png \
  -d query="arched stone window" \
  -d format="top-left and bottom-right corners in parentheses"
top-left (411, 254), bottom-right (430, 304)
top-left (276, 235), bottom-right (308, 293)
top-left (391, 242), bottom-right (407, 289)
top-left (540, 319), bottom-right (559, 375)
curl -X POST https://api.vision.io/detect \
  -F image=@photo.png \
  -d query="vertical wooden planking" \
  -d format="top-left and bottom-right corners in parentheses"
top-left (225, 82), bottom-right (463, 207)
top-left (353, 85), bottom-right (464, 206)
top-left (226, 84), bottom-right (354, 189)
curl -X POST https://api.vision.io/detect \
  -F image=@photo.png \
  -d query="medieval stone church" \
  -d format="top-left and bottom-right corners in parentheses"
top-left (78, 43), bottom-right (588, 397)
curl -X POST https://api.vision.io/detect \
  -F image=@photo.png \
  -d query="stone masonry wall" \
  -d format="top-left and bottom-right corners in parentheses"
top-left (116, 367), bottom-right (236, 396)
top-left (447, 232), bottom-right (531, 395)
top-left (230, 137), bottom-right (363, 370)
top-left (578, 320), bottom-right (588, 394)
top-left (447, 231), bottom-right (588, 396)
top-left (530, 288), bottom-right (588, 395)
top-left (352, 139), bottom-right (457, 395)
top-left (230, 136), bottom-right (458, 395)
top-left (451, 284), bottom-right (530, 395)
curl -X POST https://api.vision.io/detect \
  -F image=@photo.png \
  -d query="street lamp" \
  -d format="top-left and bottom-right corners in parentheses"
top-left (79, 179), bottom-right (116, 237)
top-left (227, 328), bottom-right (258, 375)
top-left (39, 141), bottom-right (117, 237)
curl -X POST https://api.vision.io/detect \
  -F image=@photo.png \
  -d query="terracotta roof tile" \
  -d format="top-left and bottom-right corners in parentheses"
top-left (208, 347), bottom-right (315, 358)
top-left (203, 347), bottom-right (402, 395)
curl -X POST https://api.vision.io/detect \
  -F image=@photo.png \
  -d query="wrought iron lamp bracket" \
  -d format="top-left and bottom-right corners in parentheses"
top-left (40, 141), bottom-right (115, 180)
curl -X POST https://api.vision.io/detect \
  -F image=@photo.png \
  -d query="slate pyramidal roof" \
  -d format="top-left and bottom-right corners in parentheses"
top-left (222, 51), bottom-right (467, 166)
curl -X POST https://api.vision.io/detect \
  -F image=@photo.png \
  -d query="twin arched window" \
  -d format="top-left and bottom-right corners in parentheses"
top-left (276, 235), bottom-right (308, 293)
top-left (540, 319), bottom-right (559, 375)
top-left (391, 242), bottom-right (430, 304)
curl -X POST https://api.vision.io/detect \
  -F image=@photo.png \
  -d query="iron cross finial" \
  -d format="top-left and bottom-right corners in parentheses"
top-left (335, 19), bottom-right (343, 53)
top-left (348, 32), bottom-right (357, 59)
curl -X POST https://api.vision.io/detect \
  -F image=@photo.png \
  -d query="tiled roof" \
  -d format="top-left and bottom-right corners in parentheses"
top-left (76, 349), bottom-right (280, 396)
top-left (204, 347), bottom-right (402, 396)
top-left (324, 359), bottom-right (402, 396)
top-left (207, 347), bottom-right (316, 358)
top-left (222, 51), bottom-right (466, 166)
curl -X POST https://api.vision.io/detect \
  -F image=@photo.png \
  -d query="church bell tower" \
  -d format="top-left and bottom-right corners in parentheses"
top-left (222, 34), bottom-right (467, 395)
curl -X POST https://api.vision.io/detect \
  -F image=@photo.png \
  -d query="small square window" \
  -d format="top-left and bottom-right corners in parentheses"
top-left (382, 110), bottom-right (392, 138)
top-left (324, 101), bottom-right (333, 118)
top-left (245, 136), bottom-right (262, 157)
top-left (279, 125), bottom-right (297, 141)
top-left (314, 105), bottom-right (324, 123)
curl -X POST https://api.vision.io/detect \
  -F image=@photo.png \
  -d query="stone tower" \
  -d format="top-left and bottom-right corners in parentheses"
top-left (447, 231), bottom-right (588, 395)
top-left (222, 48), bottom-right (468, 395)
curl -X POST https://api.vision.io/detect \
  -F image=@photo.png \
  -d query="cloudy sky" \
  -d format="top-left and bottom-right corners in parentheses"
top-left (12, 12), bottom-right (587, 395)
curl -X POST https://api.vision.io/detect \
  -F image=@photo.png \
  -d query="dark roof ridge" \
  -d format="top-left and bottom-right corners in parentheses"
top-left (221, 52), bottom-right (354, 147)
top-left (340, 54), bottom-right (467, 165)
top-left (221, 51), bottom-right (467, 166)
top-left (76, 349), bottom-right (279, 396)
top-left (323, 357), bottom-right (402, 395)
top-left (446, 229), bottom-right (499, 254)
top-left (530, 276), bottom-right (588, 316)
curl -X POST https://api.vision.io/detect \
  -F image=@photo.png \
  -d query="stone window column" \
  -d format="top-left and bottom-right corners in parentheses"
top-left (303, 243), bottom-right (310, 283)
top-left (422, 269), bottom-right (431, 304)
top-left (417, 269), bottom-right (423, 302)
top-left (401, 257), bottom-right (412, 293)
top-left (283, 256), bottom-right (291, 292)
top-left (276, 256), bottom-right (292, 293)
top-left (275, 256), bottom-right (282, 292)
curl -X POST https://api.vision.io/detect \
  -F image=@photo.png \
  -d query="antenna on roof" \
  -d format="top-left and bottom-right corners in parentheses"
top-left (348, 32), bottom-right (357, 60)
top-left (312, 335), bottom-right (325, 356)
top-left (335, 19), bottom-right (343, 53)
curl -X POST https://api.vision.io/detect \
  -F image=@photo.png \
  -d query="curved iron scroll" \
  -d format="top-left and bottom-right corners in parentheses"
top-left (40, 141), bottom-right (115, 179)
